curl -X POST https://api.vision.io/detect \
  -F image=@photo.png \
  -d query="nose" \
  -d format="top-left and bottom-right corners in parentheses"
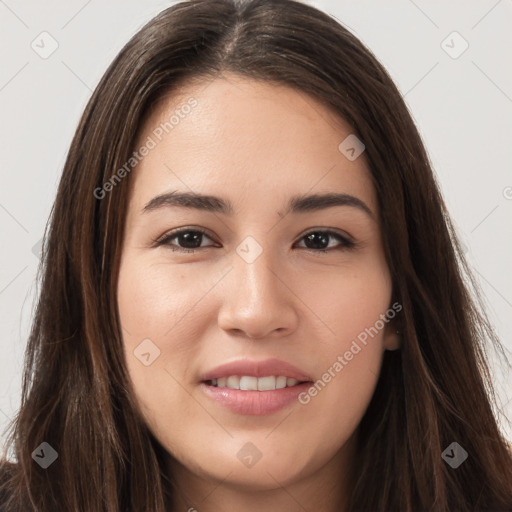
top-left (217, 246), bottom-right (299, 340)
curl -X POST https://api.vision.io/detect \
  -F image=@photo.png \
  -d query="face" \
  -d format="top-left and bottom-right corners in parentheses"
top-left (117, 73), bottom-right (399, 492)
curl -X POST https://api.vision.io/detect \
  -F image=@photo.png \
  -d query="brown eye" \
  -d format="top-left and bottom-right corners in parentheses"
top-left (155, 228), bottom-right (355, 255)
top-left (295, 230), bottom-right (355, 253)
top-left (156, 228), bottom-right (216, 253)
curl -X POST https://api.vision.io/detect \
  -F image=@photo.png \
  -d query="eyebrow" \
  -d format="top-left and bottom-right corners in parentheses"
top-left (142, 191), bottom-right (374, 218)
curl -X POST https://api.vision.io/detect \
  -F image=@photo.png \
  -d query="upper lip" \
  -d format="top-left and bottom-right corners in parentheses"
top-left (200, 358), bottom-right (313, 382)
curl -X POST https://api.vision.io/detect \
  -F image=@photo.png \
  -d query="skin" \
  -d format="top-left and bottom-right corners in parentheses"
top-left (117, 72), bottom-right (400, 512)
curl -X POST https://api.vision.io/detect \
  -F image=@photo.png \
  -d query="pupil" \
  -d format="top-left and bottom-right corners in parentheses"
top-left (179, 232), bottom-right (202, 248)
top-left (305, 232), bottom-right (328, 249)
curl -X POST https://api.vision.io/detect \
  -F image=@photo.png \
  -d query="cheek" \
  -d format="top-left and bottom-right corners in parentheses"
top-left (289, 261), bottom-right (391, 435)
top-left (293, 251), bottom-right (392, 354)
top-left (117, 256), bottom-right (220, 360)
top-left (117, 259), bottom-right (187, 336)
top-left (116, 257), bottom-right (201, 423)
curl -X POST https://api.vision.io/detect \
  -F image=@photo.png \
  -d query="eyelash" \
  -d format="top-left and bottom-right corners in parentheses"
top-left (154, 228), bottom-right (356, 255)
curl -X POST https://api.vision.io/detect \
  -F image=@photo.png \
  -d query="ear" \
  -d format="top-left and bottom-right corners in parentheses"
top-left (383, 320), bottom-right (401, 351)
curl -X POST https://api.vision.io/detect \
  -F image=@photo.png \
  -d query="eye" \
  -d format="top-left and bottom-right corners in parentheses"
top-left (155, 228), bottom-right (217, 253)
top-left (155, 228), bottom-right (355, 254)
top-left (294, 229), bottom-right (355, 254)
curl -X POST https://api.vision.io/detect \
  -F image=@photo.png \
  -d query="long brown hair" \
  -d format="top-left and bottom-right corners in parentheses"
top-left (1, 0), bottom-right (511, 510)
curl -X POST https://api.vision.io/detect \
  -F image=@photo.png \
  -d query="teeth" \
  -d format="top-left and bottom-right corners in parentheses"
top-left (276, 376), bottom-right (287, 389)
top-left (257, 376), bottom-right (275, 391)
top-left (226, 376), bottom-right (239, 389)
top-left (208, 375), bottom-right (304, 390)
top-left (240, 376), bottom-right (258, 390)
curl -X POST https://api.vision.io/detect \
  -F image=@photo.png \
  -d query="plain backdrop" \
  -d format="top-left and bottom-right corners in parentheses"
top-left (1, 0), bottom-right (511, 453)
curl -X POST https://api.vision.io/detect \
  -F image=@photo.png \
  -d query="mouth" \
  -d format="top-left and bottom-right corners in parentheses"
top-left (199, 358), bottom-right (314, 415)
top-left (203, 375), bottom-right (310, 390)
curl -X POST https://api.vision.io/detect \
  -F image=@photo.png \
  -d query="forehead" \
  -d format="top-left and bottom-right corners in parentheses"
top-left (128, 73), bottom-right (376, 215)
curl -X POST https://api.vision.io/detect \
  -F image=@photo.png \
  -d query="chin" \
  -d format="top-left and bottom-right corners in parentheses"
top-left (204, 457), bottom-right (310, 491)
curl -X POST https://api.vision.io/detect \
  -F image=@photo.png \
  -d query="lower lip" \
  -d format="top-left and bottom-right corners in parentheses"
top-left (200, 381), bottom-right (312, 415)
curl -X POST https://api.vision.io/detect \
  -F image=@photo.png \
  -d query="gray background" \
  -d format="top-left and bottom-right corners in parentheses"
top-left (1, 0), bottom-right (511, 450)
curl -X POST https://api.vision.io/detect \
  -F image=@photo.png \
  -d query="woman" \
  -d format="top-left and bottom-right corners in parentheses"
top-left (1, 0), bottom-right (511, 510)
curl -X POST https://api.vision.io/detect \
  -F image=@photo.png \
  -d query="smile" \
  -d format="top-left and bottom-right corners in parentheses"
top-left (199, 358), bottom-right (313, 415)
top-left (205, 375), bottom-right (306, 390)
